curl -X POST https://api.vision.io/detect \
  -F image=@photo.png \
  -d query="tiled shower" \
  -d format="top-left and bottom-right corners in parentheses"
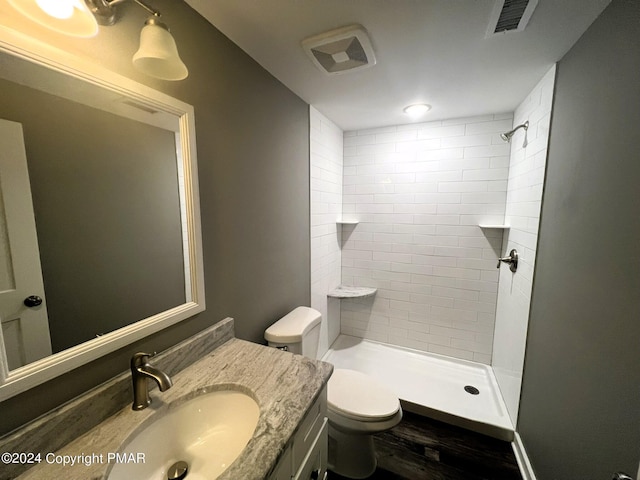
top-left (340, 113), bottom-right (512, 363)
top-left (310, 64), bottom-right (555, 426)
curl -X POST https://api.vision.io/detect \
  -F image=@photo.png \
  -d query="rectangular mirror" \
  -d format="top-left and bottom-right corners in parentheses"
top-left (0, 25), bottom-right (204, 400)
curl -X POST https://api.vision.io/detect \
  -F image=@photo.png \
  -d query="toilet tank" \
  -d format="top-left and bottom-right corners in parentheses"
top-left (265, 306), bottom-right (322, 359)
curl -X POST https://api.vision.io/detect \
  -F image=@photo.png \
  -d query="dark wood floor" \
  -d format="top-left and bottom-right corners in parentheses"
top-left (328, 411), bottom-right (522, 480)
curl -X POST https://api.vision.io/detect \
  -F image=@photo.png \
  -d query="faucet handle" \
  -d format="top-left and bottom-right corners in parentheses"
top-left (132, 351), bottom-right (157, 359)
top-left (131, 351), bottom-right (155, 368)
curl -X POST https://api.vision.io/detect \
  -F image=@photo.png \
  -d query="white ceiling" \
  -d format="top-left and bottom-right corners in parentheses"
top-left (185, 0), bottom-right (611, 131)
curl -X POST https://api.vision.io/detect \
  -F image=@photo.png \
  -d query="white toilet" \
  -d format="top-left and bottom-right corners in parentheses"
top-left (265, 306), bottom-right (402, 479)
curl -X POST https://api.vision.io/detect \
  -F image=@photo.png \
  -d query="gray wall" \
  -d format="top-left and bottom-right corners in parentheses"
top-left (0, 78), bottom-right (186, 353)
top-left (518, 0), bottom-right (640, 478)
top-left (0, 0), bottom-right (310, 435)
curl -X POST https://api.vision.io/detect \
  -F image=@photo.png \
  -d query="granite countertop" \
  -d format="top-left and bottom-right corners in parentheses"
top-left (16, 338), bottom-right (333, 480)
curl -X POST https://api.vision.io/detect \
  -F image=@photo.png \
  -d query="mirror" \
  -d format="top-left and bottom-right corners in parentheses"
top-left (0, 26), bottom-right (204, 400)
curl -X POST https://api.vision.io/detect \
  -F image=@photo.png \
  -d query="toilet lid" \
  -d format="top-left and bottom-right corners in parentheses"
top-left (327, 369), bottom-right (400, 421)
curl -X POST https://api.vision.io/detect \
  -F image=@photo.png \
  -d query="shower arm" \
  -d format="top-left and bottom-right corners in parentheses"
top-left (500, 121), bottom-right (529, 142)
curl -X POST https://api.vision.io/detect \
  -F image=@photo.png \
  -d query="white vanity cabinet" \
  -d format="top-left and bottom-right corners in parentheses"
top-left (268, 387), bottom-right (328, 480)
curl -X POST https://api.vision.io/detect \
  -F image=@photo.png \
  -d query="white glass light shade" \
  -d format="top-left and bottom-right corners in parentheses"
top-left (133, 21), bottom-right (188, 81)
top-left (8, 0), bottom-right (99, 37)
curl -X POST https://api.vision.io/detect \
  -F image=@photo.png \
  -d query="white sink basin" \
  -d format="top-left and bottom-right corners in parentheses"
top-left (107, 389), bottom-right (260, 480)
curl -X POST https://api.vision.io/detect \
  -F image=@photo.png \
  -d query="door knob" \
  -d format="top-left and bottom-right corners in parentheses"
top-left (612, 473), bottom-right (634, 480)
top-left (23, 295), bottom-right (43, 307)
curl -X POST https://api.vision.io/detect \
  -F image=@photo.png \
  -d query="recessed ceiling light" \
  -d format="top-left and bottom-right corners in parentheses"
top-left (403, 104), bottom-right (432, 118)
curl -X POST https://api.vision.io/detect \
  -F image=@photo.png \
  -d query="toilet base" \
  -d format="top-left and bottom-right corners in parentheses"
top-left (327, 423), bottom-right (377, 479)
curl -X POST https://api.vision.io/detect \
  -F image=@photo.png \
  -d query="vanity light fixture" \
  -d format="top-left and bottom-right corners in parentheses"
top-left (403, 103), bottom-right (432, 118)
top-left (9, 0), bottom-right (188, 81)
top-left (7, 0), bottom-right (99, 37)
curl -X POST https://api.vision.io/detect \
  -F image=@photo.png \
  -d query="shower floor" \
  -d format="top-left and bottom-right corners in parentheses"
top-left (323, 334), bottom-right (514, 441)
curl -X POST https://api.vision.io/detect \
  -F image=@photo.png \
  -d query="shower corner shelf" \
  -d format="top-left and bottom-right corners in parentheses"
top-left (336, 219), bottom-right (359, 225)
top-left (327, 285), bottom-right (377, 299)
top-left (479, 224), bottom-right (510, 229)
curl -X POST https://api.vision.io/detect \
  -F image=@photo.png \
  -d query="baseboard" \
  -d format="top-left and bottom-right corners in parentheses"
top-left (512, 432), bottom-right (537, 480)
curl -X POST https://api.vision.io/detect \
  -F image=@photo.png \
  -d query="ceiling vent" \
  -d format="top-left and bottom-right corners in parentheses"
top-left (486, 0), bottom-right (539, 37)
top-left (302, 24), bottom-right (376, 75)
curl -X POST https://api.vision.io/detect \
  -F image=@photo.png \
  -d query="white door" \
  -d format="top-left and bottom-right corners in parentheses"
top-left (0, 119), bottom-right (51, 373)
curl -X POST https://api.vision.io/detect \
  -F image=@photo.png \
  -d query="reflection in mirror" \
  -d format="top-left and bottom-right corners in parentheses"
top-left (0, 28), bottom-right (204, 400)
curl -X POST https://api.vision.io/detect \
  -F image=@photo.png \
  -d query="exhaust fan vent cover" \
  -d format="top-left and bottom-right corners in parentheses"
top-left (302, 24), bottom-right (376, 75)
top-left (486, 0), bottom-right (539, 37)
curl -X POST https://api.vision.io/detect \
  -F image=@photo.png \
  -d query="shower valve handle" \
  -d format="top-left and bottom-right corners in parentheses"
top-left (497, 249), bottom-right (518, 272)
top-left (497, 256), bottom-right (511, 266)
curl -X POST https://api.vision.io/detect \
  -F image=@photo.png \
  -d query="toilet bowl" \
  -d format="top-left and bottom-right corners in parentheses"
top-left (265, 307), bottom-right (402, 479)
top-left (326, 368), bottom-right (402, 478)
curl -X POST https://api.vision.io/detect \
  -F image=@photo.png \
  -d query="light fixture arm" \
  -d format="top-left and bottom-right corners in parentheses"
top-left (85, 0), bottom-right (161, 26)
top-left (130, 0), bottom-right (161, 18)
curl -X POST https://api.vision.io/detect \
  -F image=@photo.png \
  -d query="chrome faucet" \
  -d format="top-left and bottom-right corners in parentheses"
top-left (131, 352), bottom-right (173, 410)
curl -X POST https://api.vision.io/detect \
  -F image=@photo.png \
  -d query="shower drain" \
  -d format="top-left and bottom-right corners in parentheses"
top-left (464, 385), bottom-right (480, 395)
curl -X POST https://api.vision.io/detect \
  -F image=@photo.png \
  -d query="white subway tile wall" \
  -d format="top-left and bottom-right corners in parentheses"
top-left (310, 107), bottom-right (344, 358)
top-left (341, 114), bottom-right (513, 363)
top-left (492, 65), bottom-right (556, 423)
